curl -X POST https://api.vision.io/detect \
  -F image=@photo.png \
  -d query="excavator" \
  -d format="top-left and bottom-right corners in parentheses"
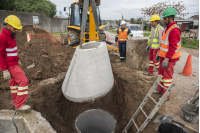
top-left (62, 0), bottom-right (117, 51)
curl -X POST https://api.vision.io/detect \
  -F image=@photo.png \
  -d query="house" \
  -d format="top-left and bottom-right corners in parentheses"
top-left (190, 15), bottom-right (199, 20)
top-left (175, 19), bottom-right (199, 31)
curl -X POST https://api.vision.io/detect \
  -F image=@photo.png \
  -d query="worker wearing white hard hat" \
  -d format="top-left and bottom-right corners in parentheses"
top-left (115, 20), bottom-right (133, 62)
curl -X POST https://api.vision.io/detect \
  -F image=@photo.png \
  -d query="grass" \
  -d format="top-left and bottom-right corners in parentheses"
top-left (144, 33), bottom-right (150, 37)
top-left (52, 31), bottom-right (68, 38)
top-left (51, 31), bottom-right (68, 34)
top-left (144, 29), bottom-right (151, 31)
top-left (181, 37), bottom-right (199, 50)
top-left (108, 29), bottom-right (117, 34)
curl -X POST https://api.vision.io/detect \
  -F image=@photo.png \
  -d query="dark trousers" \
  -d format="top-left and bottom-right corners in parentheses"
top-left (119, 42), bottom-right (126, 60)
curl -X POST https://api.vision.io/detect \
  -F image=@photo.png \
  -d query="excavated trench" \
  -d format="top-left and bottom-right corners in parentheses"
top-left (27, 72), bottom-right (126, 133)
top-left (0, 53), bottom-right (158, 133)
top-left (26, 55), bottom-right (158, 133)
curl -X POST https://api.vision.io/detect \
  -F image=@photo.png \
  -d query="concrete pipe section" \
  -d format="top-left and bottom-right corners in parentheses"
top-left (62, 41), bottom-right (114, 102)
top-left (75, 109), bottom-right (116, 133)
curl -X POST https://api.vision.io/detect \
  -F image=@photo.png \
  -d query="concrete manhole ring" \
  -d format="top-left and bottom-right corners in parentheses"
top-left (74, 109), bottom-right (116, 133)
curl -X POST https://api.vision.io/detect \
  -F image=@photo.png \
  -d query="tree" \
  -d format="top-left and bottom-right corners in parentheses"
top-left (12, 0), bottom-right (57, 18)
top-left (130, 18), bottom-right (135, 23)
top-left (0, 0), bottom-right (15, 10)
top-left (115, 20), bottom-right (120, 27)
top-left (136, 17), bottom-right (143, 21)
top-left (141, 1), bottom-right (188, 19)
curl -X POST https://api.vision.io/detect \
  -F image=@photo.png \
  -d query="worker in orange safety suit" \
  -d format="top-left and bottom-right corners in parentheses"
top-left (153, 7), bottom-right (181, 102)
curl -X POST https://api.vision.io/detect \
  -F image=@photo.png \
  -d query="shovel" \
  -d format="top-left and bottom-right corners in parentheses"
top-left (153, 115), bottom-right (199, 133)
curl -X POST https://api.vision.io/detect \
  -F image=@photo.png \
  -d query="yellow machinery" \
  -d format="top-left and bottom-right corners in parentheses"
top-left (62, 0), bottom-right (106, 48)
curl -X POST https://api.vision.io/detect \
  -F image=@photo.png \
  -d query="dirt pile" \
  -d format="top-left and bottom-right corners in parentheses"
top-left (0, 29), bottom-right (75, 90)
top-left (0, 24), bottom-right (61, 47)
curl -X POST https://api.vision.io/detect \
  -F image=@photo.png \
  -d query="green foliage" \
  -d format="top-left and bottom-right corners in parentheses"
top-left (136, 17), bottom-right (143, 21)
top-left (108, 29), bottom-right (117, 34)
top-left (181, 37), bottom-right (199, 49)
top-left (115, 20), bottom-right (120, 27)
top-left (130, 18), bottom-right (135, 23)
top-left (52, 32), bottom-right (68, 38)
top-left (0, 0), bottom-right (15, 10)
top-left (12, 0), bottom-right (57, 18)
top-left (181, 37), bottom-right (187, 44)
top-left (52, 31), bottom-right (68, 34)
top-left (144, 33), bottom-right (150, 37)
top-left (136, 21), bottom-right (142, 24)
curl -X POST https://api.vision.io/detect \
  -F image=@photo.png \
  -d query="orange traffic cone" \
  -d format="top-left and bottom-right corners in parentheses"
top-left (179, 54), bottom-right (196, 76)
top-left (107, 34), bottom-right (109, 41)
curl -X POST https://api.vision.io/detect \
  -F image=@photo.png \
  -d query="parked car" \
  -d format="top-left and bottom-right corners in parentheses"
top-left (109, 26), bottom-right (115, 29)
top-left (126, 24), bottom-right (144, 37)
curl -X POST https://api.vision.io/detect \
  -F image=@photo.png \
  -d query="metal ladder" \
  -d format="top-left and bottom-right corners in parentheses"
top-left (122, 75), bottom-right (175, 133)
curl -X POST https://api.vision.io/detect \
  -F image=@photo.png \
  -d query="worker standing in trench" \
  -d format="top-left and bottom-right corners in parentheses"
top-left (154, 7), bottom-right (181, 101)
top-left (115, 20), bottom-right (133, 62)
top-left (143, 14), bottom-right (164, 76)
top-left (0, 15), bottom-right (31, 110)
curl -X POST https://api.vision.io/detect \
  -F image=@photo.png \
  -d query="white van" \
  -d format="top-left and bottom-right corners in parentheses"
top-left (126, 24), bottom-right (144, 37)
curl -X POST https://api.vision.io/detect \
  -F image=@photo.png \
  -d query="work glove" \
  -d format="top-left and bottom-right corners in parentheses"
top-left (18, 60), bottom-right (23, 68)
top-left (3, 70), bottom-right (11, 80)
top-left (146, 46), bottom-right (150, 52)
top-left (162, 58), bottom-right (169, 68)
top-left (155, 51), bottom-right (160, 62)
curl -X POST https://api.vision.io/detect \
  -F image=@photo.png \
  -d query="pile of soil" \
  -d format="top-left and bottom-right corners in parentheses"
top-left (0, 24), bottom-right (51, 47)
top-left (0, 24), bottom-right (74, 91)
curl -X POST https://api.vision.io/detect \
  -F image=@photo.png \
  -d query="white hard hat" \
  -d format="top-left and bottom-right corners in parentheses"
top-left (120, 20), bottom-right (126, 25)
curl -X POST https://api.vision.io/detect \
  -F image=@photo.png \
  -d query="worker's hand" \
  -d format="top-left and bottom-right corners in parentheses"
top-left (146, 46), bottom-right (150, 52)
top-left (162, 58), bottom-right (169, 68)
top-left (115, 42), bottom-right (118, 45)
top-left (3, 70), bottom-right (11, 80)
top-left (18, 60), bottom-right (22, 68)
top-left (155, 51), bottom-right (160, 61)
top-left (129, 36), bottom-right (132, 39)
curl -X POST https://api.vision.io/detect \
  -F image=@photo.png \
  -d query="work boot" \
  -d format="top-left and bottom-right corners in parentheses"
top-left (143, 72), bottom-right (153, 76)
top-left (153, 89), bottom-right (162, 95)
top-left (159, 97), bottom-right (170, 102)
top-left (16, 105), bottom-right (31, 111)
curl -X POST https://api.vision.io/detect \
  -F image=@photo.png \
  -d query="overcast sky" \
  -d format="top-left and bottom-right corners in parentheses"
top-left (50, 0), bottom-right (199, 20)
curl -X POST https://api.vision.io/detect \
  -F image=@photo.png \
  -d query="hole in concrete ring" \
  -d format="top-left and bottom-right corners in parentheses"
top-left (75, 109), bottom-right (116, 133)
top-left (81, 41), bottom-right (100, 49)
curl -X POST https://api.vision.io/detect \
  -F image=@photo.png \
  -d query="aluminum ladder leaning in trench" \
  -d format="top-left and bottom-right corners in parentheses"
top-left (122, 75), bottom-right (176, 133)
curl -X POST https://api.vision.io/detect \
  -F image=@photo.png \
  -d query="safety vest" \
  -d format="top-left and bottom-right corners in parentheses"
top-left (158, 24), bottom-right (181, 59)
top-left (148, 25), bottom-right (163, 49)
top-left (118, 28), bottom-right (128, 42)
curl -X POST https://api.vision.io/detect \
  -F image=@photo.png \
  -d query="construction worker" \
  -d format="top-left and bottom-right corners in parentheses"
top-left (0, 15), bottom-right (31, 110)
top-left (154, 7), bottom-right (181, 101)
top-left (144, 14), bottom-right (164, 76)
top-left (115, 20), bottom-right (133, 62)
